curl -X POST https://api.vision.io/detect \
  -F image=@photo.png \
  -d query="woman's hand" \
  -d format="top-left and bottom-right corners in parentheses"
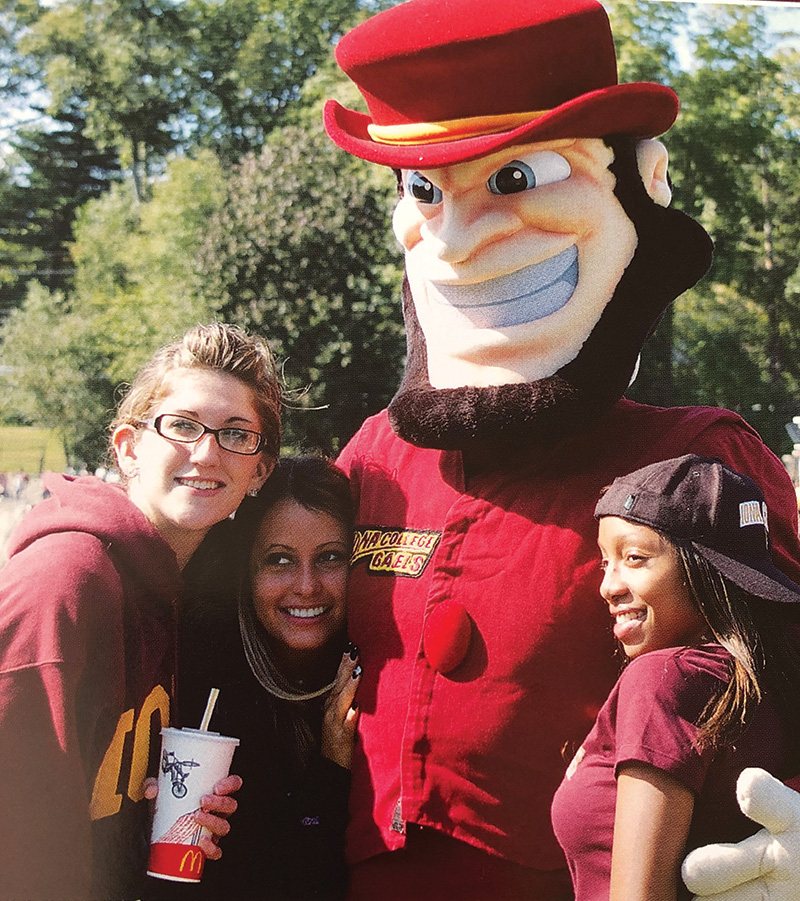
top-left (143, 773), bottom-right (243, 860)
top-left (321, 644), bottom-right (362, 769)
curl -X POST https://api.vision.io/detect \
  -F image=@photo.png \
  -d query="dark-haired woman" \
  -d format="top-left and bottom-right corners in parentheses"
top-left (551, 455), bottom-right (800, 901)
top-left (152, 456), bottom-right (360, 900)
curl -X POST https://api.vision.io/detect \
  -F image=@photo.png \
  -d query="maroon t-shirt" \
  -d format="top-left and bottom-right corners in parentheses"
top-left (550, 644), bottom-right (795, 901)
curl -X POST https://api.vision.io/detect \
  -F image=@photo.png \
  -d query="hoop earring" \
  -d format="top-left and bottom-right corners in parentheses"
top-left (248, 488), bottom-right (260, 497)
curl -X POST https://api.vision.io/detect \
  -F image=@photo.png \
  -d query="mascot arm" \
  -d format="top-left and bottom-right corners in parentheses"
top-left (681, 768), bottom-right (800, 900)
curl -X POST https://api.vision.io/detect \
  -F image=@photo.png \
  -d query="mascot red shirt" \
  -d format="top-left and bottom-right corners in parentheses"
top-left (324, 1), bottom-right (800, 898)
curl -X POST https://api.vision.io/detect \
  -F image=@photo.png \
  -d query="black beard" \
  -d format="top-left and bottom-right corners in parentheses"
top-left (387, 276), bottom-right (614, 451)
top-left (387, 143), bottom-right (713, 452)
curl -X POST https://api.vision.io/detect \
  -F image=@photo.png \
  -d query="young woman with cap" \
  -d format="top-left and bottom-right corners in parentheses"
top-left (551, 454), bottom-right (800, 901)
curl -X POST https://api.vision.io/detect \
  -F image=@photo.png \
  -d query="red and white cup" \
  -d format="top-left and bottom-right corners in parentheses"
top-left (147, 727), bottom-right (239, 883)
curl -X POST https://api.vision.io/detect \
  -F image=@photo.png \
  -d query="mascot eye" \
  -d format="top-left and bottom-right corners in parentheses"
top-left (487, 152), bottom-right (572, 195)
top-left (406, 171), bottom-right (443, 205)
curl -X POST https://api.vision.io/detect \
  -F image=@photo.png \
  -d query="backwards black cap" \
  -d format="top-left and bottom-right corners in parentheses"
top-left (595, 454), bottom-right (800, 605)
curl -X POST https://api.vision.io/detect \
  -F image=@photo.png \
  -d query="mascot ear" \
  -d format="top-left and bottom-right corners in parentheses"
top-left (636, 139), bottom-right (672, 208)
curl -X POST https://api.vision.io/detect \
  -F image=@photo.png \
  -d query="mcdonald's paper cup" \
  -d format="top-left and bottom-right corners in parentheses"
top-left (147, 727), bottom-right (239, 883)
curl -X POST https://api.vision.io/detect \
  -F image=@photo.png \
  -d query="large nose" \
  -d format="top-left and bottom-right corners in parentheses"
top-left (424, 193), bottom-right (524, 266)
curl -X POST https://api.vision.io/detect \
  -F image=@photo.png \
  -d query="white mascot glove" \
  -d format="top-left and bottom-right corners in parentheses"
top-left (681, 768), bottom-right (800, 900)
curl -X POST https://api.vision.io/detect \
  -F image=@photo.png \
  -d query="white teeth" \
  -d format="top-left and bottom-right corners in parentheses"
top-left (615, 609), bottom-right (646, 624)
top-left (287, 607), bottom-right (327, 619)
top-left (181, 479), bottom-right (221, 490)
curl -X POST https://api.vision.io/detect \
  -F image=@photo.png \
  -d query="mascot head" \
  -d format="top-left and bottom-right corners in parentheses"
top-left (324, 0), bottom-right (713, 450)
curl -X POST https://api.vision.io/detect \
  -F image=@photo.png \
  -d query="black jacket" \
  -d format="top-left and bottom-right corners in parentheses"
top-left (144, 576), bottom-right (350, 901)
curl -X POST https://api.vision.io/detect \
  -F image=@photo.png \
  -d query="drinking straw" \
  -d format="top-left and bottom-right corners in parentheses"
top-left (199, 687), bottom-right (220, 731)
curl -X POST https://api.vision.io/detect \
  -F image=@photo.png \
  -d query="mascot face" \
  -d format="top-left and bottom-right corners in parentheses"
top-left (324, 0), bottom-right (713, 447)
top-left (392, 138), bottom-right (638, 389)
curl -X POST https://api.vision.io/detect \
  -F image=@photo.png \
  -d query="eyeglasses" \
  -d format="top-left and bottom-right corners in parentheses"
top-left (143, 414), bottom-right (265, 455)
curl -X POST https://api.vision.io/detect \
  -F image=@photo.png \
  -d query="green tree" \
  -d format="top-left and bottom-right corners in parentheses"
top-left (20, 0), bottom-right (189, 200)
top-left (0, 105), bottom-right (120, 321)
top-left (661, 5), bottom-right (800, 451)
top-left (180, 0), bottom-right (367, 163)
top-left (0, 0), bottom-right (394, 329)
top-left (69, 150), bottom-right (226, 381)
top-left (13, 0), bottom-right (386, 182)
top-left (1, 0), bottom-right (44, 107)
top-left (1, 151), bottom-right (227, 462)
top-left (199, 122), bottom-right (404, 453)
top-left (0, 282), bottom-right (116, 466)
top-left (605, 0), bottom-right (687, 84)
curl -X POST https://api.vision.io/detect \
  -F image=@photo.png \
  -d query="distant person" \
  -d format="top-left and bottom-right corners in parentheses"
top-left (11, 469), bottom-right (28, 500)
top-left (151, 456), bottom-right (361, 900)
top-left (551, 455), bottom-right (800, 901)
top-left (0, 323), bottom-right (281, 900)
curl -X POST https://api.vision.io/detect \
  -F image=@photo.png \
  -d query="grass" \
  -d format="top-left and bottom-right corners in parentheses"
top-left (0, 426), bottom-right (67, 474)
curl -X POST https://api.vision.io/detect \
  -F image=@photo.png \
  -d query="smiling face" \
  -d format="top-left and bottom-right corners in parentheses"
top-left (393, 138), bottom-right (639, 388)
top-left (598, 516), bottom-right (707, 659)
top-left (250, 498), bottom-right (349, 665)
top-left (114, 367), bottom-right (271, 567)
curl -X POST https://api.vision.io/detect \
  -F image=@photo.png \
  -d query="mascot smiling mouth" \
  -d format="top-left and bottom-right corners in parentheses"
top-left (429, 247), bottom-right (579, 330)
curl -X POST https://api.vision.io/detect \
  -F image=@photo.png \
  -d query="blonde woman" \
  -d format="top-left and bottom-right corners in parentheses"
top-left (0, 323), bottom-right (281, 900)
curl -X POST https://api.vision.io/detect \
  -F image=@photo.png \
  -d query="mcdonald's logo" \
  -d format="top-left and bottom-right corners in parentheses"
top-left (148, 841), bottom-right (206, 882)
top-left (180, 848), bottom-right (204, 875)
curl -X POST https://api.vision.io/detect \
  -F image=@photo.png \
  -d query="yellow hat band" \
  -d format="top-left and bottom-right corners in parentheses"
top-left (367, 109), bottom-right (550, 146)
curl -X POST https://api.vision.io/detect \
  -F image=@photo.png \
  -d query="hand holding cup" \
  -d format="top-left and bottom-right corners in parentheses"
top-left (147, 690), bottom-right (241, 882)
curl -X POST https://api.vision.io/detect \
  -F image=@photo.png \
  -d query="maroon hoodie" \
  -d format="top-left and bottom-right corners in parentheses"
top-left (0, 474), bottom-right (182, 900)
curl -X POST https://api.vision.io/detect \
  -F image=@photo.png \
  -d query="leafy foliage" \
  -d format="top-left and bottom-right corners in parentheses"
top-left (68, 150), bottom-right (226, 382)
top-left (198, 123), bottom-right (404, 452)
top-left (180, 0), bottom-right (366, 162)
top-left (620, 3), bottom-right (800, 453)
top-left (3, 0), bottom-right (800, 464)
top-left (605, 0), bottom-right (687, 84)
top-left (19, 0), bottom-right (190, 199)
top-left (1, 153), bottom-right (226, 466)
top-left (0, 283), bottom-right (117, 465)
top-left (0, 105), bottom-right (120, 320)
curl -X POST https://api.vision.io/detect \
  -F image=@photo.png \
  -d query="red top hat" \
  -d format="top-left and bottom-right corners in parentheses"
top-left (324, 0), bottom-right (678, 168)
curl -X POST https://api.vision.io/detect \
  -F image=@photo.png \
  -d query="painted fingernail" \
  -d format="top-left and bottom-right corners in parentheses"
top-left (353, 664), bottom-right (362, 679)
top-left (350, 700), bottom-right (359, 711)
top-left (349, 645), bottom-right (360, 661)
